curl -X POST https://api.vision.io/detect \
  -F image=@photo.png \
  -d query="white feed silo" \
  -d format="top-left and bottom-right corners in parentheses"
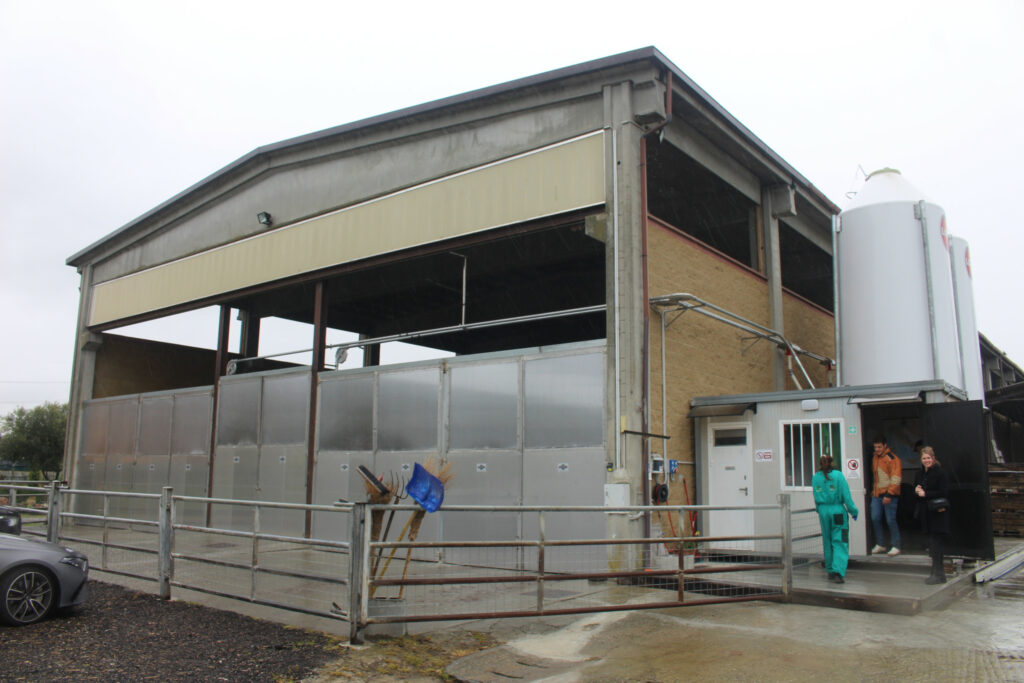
top-left (949, 236), bottom-right (985, 402)
top-left (837, 169), bottom-right (962, 388)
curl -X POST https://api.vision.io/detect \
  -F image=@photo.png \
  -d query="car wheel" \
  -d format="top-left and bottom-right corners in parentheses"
top-left (1, 566), bottom-right (56, 626)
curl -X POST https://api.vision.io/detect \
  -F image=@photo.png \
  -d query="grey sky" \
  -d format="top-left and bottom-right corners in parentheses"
top-left (2, 0), bottom-right (1021, 410)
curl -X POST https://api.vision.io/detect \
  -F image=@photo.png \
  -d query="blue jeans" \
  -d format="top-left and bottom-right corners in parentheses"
top-left (870, 496), bottom-right (900, 549)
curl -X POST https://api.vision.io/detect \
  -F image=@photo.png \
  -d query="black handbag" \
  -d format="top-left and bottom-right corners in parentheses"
top-left (927, 497), bottom-right (950, 513)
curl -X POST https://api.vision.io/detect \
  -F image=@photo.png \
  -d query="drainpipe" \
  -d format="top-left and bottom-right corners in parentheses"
top-left (832, 214), bottom-right (842, 386)
top-left (639, 71), bottom-right (673, 528)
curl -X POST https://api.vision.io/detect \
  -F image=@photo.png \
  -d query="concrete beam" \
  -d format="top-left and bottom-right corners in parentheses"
top-left (781, 211), bottom-right (832, 254)
top-left (661, 122), bottom-right (761, 204)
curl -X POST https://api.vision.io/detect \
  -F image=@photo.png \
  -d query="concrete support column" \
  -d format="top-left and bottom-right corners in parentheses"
top-left (305, 282), bottom-right (327, 535)
top-left (238, 310), bottom-right (260, 358)
top-left (63, 265), bottom-right (101, 485)
top-left (603, 81), bottom-right (646, 565)
top-left (762, 185), bottom-right (787, 391)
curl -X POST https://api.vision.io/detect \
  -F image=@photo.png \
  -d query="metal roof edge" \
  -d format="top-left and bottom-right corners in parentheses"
top-left (690, 380), bottom-right (959, 407)
top-left (654, 51), bottom-right (839, 215)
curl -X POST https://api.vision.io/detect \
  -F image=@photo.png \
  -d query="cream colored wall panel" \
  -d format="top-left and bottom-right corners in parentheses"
top-left (89, 132), bottom-right (605, 327)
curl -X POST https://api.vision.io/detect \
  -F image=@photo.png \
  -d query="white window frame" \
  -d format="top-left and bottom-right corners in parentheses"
top-left (778, 418), bottom-right (845, 491)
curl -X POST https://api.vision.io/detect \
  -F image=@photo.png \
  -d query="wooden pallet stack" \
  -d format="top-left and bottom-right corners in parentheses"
top-left (990, 462), bottom-right (1024, 537)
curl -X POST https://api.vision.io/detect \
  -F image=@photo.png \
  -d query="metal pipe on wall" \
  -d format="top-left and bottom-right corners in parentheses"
top-left (611, 125), bottom-right (622, 471)
top-left (915, 200), bottom-right (942, 382)
top-left (650, 292), bottom-right (832, 389)
top-left (832, 214), bottom-right (842, 386)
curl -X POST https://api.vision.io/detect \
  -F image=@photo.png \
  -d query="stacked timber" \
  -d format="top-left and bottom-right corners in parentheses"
top-left (990, 463), bottom-right (1024, 537)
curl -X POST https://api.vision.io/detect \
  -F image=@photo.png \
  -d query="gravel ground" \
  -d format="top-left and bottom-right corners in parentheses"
top-left (0, 580), bottom-right (497, 682)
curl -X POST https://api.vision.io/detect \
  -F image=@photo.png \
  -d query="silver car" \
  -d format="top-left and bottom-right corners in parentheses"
top-left (0, 532), bottom-right (89, 626)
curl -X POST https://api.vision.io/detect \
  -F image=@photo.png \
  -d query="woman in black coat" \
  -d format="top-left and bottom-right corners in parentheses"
top-left (914, 446), bottom-right (951, 584)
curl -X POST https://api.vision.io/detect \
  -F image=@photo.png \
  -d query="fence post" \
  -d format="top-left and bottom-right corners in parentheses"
top-left (348, 502), bottom-right (367, 644)
top-left (47, 481), bottom-right (62, 543)
top-left (778, 493), bottom-right (792, 601)
top-left (158, 487), bottom-right (173, 600)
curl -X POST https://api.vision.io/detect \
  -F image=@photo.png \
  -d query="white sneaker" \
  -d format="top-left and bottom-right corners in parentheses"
top-left (887, 547), bottom-right (901, 557)
top-left (871, 545), bottom-right (886, 554)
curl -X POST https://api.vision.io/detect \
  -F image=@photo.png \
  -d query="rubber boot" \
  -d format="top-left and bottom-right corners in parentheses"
top-left (924, 559), bottom-right (946, 585)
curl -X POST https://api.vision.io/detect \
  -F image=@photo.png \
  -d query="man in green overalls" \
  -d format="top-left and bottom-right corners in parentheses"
top-left (812, 454), bottom-right (859, 584)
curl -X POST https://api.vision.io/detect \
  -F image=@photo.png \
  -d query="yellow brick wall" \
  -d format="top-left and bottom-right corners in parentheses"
top-left (646, 218), bottom-right (835, 509)
top-left (782, 291), bottom-right (836, 389)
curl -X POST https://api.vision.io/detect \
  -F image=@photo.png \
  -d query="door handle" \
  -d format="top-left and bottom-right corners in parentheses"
top-left (738, 487), bottom-right (749, 495)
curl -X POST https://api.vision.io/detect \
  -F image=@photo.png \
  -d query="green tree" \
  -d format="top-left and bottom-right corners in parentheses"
top-left (0, 402), bottom-right (68, 480)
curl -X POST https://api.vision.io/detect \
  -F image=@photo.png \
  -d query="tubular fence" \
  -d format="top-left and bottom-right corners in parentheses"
top-left (5, 482), bottom-right (800, 643)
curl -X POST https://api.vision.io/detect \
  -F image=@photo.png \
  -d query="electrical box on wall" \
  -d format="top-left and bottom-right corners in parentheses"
top-left (604, 483), bottom-right (630, 507)
top-left (668, 459), bottom-right (679, 474)
top-left (649, 454), bottom-right (664, 476)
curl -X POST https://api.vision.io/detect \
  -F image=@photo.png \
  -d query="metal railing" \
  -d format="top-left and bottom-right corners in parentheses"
top-left (1, 481), bottom-right (51, 539)
top-left (26, 484), bottom-right (797, 643)
top-left (350, 495), bottom-right (795, 642)
top-left (42, 486), bottom-right (353, 625)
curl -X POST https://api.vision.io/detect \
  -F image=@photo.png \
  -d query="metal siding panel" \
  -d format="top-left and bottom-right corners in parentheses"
top-left (260, 372), bottom-right (310, 446)
top-left (171, 390), bottom-right (213, 456)
top-left (257, 444), bottom-right (307, 537)
top-left (102, 453), bottom-right (133, 520)
top-left (130, 453), bottom-right (170, 521)
top-left (216, 377), bottom-right (261, 446)
top-left (442, 451), bottom-right (522, 568)
top-left (448, 363), bottom-right (519, 450)
top-left (73, 455), bottom-right (106, 519)
top-left (81, 402), bottom-right (110, 456)
top-left (318, 375), bottom-right (374, 451)
top-left (524, 352), bottom-right (604, 448)
top-left (89, 133), bottom-right (606, 326)
top-left (522, 447), bottom-right (604, 572)
top-left (138, 397), bottom-right (173, 455)
top-left (378, 368), bottom-right (440, 451)
top-left (211, 446), bottom-right (259, 530)
top-left (107, 399), bottom-right (139, 456)
top-left (168, 452), bottom-right (210, 526)
top-left (311, 451), bottom-right (373, 542)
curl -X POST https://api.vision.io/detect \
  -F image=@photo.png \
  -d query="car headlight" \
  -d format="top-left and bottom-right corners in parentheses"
top-left (60, 556), bottom-right (88, 572)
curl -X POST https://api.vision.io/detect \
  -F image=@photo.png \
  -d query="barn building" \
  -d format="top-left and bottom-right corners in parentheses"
top-left (65, 47), bottom-right (1005, 560)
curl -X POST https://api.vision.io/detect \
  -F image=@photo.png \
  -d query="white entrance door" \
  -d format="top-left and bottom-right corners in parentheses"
top-left (708, 424), bottom-right (753, 550)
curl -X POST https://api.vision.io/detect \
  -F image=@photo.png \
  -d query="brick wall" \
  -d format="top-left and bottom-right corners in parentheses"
top-left (646, 218), bottom-right (835, 506)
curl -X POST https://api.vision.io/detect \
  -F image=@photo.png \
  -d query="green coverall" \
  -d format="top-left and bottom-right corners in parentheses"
top-left (812, 468), bottom-right (859, 578)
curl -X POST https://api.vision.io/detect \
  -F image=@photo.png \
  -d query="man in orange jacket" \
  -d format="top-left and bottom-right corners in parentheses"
top-left (870, 435), bottom-right (902, 556)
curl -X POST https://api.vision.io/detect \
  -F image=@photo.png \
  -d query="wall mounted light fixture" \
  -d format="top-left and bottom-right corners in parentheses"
top-left (257, 211), bottom-right (273, 227)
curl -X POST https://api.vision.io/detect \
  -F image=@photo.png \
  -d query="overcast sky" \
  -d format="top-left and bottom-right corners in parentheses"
top-left (1, 0), bottom-right (1021, 410)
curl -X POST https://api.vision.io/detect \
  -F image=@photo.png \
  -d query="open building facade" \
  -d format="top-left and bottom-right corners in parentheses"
top-left (64, 47), bottom-right (914, 555)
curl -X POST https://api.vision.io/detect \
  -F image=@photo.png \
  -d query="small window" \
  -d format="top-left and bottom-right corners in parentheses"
top-left (714, 428), bottom-right (747, 446)
top-left (782, 421), bottom-right (842, 488)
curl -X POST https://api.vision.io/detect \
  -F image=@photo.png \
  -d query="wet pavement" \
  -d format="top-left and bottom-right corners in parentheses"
top-left (72, 522), bottom-right (1024, 681)
top-left (445, 564), bottom-right (1024, 682)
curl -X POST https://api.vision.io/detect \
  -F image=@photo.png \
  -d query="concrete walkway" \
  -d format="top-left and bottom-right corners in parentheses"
top-left (442, 542), bottom-right (1024, 682)
top-left (445, 551), bottom-right (1024, 682)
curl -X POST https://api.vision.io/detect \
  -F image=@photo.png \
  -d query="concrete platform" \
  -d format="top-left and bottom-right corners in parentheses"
top-left (788, 554), bottom-right (975, 615)
top-left (787, 538), bottom-right (1024, 615)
